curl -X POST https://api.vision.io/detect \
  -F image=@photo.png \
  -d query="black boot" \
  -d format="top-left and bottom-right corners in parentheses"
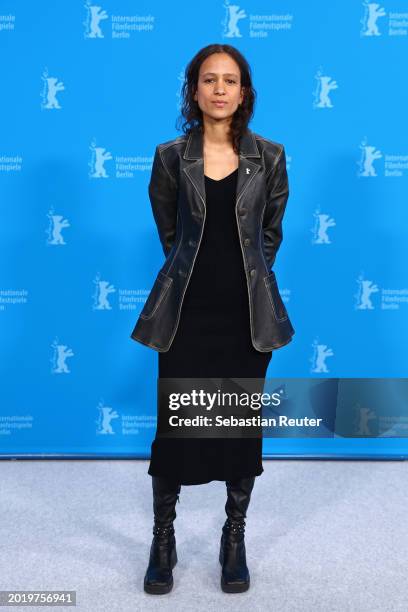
top-left (144, 476), bottom-right (181, 595)
top-left (219, 476), bottom-right (256, 593)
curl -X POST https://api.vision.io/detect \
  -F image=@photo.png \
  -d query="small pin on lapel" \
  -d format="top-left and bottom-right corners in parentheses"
top-left (246, 167), bottom-right (251, 174)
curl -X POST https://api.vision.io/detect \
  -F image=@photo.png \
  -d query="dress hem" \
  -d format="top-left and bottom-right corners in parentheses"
top-left (147, 465), bottom-right (264, 486)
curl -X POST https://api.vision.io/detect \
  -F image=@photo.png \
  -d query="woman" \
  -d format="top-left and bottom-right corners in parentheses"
top-left (130, 43), bottom-right (295, 594)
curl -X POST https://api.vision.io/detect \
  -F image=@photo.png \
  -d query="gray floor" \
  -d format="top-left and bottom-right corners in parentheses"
top-left (0, 459), bottom-right (406, 611)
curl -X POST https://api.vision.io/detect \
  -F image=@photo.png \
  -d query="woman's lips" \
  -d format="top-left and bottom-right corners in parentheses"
top-left (212, 101), bottom-right (227, 107)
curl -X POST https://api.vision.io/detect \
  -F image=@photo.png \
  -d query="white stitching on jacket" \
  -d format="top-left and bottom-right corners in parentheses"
top-left (165, 208), bottom-right (183, 276)
top-left (264, 144), bottom-right (284, 180)
top-left (259, 202), bottom-right (271, 273)
top-left (157, 146), bottom-right (177, 188)
top-left (140, 274), bottom-right (173, 320)
top-left (263, 273), bottom-right (288, 322)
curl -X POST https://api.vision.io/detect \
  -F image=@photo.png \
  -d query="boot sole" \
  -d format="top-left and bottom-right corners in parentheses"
top-left (144, 576), bottom-right (174, 595)
top-left (143, 547), bottom-right (177, 595)
top-left (221, 576), bottom-right (250, 593)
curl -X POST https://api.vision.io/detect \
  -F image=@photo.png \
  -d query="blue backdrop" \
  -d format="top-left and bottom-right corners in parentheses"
top-left (1, 1), bottom-right (407, 458)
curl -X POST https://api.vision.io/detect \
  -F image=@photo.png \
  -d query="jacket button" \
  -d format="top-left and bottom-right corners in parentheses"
top-left (239, 209), bottom-right (246, 216)
top-left (244, 238), bottom-right (250, 246)
top-left (188, 239), bottom-right (197, 247)
top-left (250, 269), bottom-right (256, 277)
top-left (178, 269), bottom-right (187, 277)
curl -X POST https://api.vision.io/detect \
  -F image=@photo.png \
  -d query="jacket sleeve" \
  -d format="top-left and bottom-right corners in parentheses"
top-left (262, 145), bottom-right (289, 270)
top-left (148, 146), bottom-right (178, 258)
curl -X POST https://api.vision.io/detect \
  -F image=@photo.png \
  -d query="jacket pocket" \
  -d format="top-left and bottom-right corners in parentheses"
top-left (140, 271), bottom-right (173, 320)
top-left (263, 271), bottom-right (288, 322)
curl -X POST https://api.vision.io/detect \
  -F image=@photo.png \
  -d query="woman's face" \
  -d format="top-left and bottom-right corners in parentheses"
top-left (193, 52), bottom-right (244, 124)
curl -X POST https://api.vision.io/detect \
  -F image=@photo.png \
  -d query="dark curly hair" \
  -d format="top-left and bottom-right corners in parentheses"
top-left (175, 44), bottom-right (256, 155)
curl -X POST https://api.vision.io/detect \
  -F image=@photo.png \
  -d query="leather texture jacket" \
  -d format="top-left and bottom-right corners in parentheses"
top-left (130, 127), bottom-right (295, 352)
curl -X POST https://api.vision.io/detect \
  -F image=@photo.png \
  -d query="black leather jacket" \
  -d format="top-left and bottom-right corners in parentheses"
top-left (130, 127), bottom-right (295, 352)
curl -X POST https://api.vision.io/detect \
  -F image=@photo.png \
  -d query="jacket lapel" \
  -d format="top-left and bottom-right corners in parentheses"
top-left (182, 127), bottom-right (261, 208)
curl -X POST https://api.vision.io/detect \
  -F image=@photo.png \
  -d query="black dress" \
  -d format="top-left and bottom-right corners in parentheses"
top-left (148, 167), bottom-right (273, 485)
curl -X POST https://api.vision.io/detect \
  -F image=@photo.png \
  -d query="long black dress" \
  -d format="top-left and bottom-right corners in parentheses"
top-left (148, 167), bottom-right (273, 485)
